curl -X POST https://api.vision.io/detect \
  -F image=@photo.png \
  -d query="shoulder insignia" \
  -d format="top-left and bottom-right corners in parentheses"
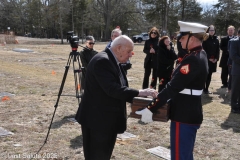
top-left (180, 64), bottom-right (190, 74)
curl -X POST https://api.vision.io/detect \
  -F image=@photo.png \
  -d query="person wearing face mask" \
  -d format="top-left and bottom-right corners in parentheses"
top-left (142, 27), bottom-right (160, 89)
top-left (219, 26), bottom-right (235, 88)
top-left (157, 36), bottom-right (177, 92)
top-left (79, 36), bottom-right (98, 90)
top-left (202, 25), bottom-right (220, 94)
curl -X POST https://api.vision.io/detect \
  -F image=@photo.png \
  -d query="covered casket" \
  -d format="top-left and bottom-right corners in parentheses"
top-left (129, 97), bottom-right (170, 122)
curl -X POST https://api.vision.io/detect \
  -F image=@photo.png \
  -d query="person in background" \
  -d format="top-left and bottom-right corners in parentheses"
top-left (105, 28), bottom-right (122, 50)
top-left (157, 36), bottom-right (177, 92)
top-left (176, 34), bottom-right (188, 65)
top-left (105, 27), bottom-right (132, 74)
top-left (202, 25), bottom-right (220, 94)
top-left (79, 36), bottom-right (98, 90)
top-left (229, 29), bottom-right (240, 114)
top-left (136, 21), bottom-right (209, 160)
top-left (219, 25), bottom-right (235, 88)
top-left (142, 27), bottom-right (160, 89)
top-left (75, 35), bottom-right (158, 160)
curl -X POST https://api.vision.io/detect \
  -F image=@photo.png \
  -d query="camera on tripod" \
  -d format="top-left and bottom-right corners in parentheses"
top-left (67, 31), bottom-right (79, 49)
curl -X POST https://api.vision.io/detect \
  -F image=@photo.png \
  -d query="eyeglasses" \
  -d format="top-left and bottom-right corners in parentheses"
top-left (88, 42), bottom-right (95, 45)
top-left (151, 32), bottom-right (157, 35)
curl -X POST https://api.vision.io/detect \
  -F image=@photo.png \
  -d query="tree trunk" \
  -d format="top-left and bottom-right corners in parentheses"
top-left (59, 0), bottom-right (63, 44)
top-left (181, 0), bottom-right (185, 20)
top-left (104, 0), bottom-right (111, 40)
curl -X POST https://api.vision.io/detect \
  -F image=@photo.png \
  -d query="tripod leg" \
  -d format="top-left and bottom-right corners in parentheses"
top-left (44, 54), bottom-right (72, 143)
top-left (72, 54), bottom-right (83, 104)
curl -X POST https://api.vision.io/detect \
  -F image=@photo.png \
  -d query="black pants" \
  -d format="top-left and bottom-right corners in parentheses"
top-left (158, 76), bottom-right (170, 92)
top-left (204, 71), bottom-right (213, 91)
top-left (221, 66), bottom-right (228, 86)
top-left (142, 67), bottom-right (157, 89)
top-left (81, 125), bottom-right (117, 160)
top-left (228, 66), bottom-right (232, 90)
top-left (231, 75), bottom-right (240, 110)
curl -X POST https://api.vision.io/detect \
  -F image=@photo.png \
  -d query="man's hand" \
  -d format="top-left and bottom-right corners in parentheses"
top-left (135, 108), bottom-right (153, 123)
top-left (138, 88), bottom-right (158, 98)
top-left (209, 58), bottom-right (214, 63)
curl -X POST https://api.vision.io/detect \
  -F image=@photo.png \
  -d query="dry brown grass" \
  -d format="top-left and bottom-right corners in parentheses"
top-left (0, 37), bottom-right (240, 160)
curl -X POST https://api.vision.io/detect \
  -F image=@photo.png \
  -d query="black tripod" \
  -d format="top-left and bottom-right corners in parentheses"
top-left (36, 45), bottom-right (85, 155)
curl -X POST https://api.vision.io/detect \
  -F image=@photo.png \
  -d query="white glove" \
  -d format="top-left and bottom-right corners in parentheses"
top-left (135, 108), bottom-right (153, 123)
top-left (138, 88), bottom-right (158, 98)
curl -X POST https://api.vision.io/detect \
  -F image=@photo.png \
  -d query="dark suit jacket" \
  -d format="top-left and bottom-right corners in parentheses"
top-left (75, 48), bottom-right (139, 133)
top-left (220, 36), bottom-right (232, 67)
top-left (79, 48), bottom-right (98, 89)
top-left (229, 37), bottom-right (240, 76)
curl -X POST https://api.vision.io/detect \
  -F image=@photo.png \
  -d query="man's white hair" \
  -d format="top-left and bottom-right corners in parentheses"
top-left (111, 35), bottom-right (133, 48)
top-left (111, 28), bottom-right (122, 36)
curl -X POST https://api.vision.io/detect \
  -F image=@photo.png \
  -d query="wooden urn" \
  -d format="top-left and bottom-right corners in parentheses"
top-left (129, 97), bottom-right (170, 122)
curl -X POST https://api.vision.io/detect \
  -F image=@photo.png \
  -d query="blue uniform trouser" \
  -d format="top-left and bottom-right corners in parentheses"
top-left (170, 121), bottom-right (200, 160)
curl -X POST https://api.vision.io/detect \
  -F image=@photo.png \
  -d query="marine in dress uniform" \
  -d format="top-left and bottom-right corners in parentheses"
top-left (136, 21), bottom-right (209, 160)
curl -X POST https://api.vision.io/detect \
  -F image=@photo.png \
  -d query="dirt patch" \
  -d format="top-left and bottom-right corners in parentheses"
top-left (0, 37), bottom-right (239, 160)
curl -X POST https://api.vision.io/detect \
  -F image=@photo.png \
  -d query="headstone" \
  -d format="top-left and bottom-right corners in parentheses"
top-left (146, 146), bottom-right (171, 160)
top-left (12, 48), bottom-right (33, 53)
top-left (67, 118), bottom-right (77, 123)
top-left (0, 92), bottom-right (15, 98)
top-left (117, 131), bottom-right (137, 140)
top-left (0, 127), bottom-right (14, 137)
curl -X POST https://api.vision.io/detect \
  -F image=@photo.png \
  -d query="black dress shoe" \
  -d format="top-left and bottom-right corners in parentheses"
top-left (204, 90), bottom-right (212, 94)
top-left (221, 85), bottom-right (228, 88)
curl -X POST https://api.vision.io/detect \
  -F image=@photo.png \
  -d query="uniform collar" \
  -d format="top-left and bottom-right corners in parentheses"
top-left (188, 46), bottom-right (202, 53)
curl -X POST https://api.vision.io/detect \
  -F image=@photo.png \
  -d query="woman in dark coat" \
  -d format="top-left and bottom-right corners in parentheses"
top-left (157, 36), bottom-right (177, 92)
top-left (202, 25), bottom-right (220, 94)
top-left (142, 27), bottom-right (160, 89)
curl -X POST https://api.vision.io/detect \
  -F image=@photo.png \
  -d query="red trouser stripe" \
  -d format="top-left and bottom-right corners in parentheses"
top-left (175, 122), bottom-right (180, 160)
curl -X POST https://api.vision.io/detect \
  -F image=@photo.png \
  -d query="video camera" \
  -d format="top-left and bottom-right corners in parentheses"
top-left (67, 31), bottom-right (79, 49)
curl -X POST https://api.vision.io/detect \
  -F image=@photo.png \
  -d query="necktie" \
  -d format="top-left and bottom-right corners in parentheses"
top-left (118, 64), bottom-right (126, 86)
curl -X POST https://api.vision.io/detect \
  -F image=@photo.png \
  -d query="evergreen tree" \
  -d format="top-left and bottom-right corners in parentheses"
top-left (214, 0), bottom-right (240, 35)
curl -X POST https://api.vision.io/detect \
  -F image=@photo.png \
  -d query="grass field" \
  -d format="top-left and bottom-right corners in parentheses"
top-left (0, 36), bottom-right (240, 160)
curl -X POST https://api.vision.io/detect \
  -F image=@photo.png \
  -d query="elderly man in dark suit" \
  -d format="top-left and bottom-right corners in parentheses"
top-left (75, 35), bottom-right (158, 160)
top-left (229, 29), bottom-right (240, 114)
top-left (219, 26), bottom-right (235, 88)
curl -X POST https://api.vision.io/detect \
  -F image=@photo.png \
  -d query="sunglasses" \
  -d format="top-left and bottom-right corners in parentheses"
top-left (88, 42), bottom-right (95, 45)
top-left (151, 32), bottom-right (157, 35)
